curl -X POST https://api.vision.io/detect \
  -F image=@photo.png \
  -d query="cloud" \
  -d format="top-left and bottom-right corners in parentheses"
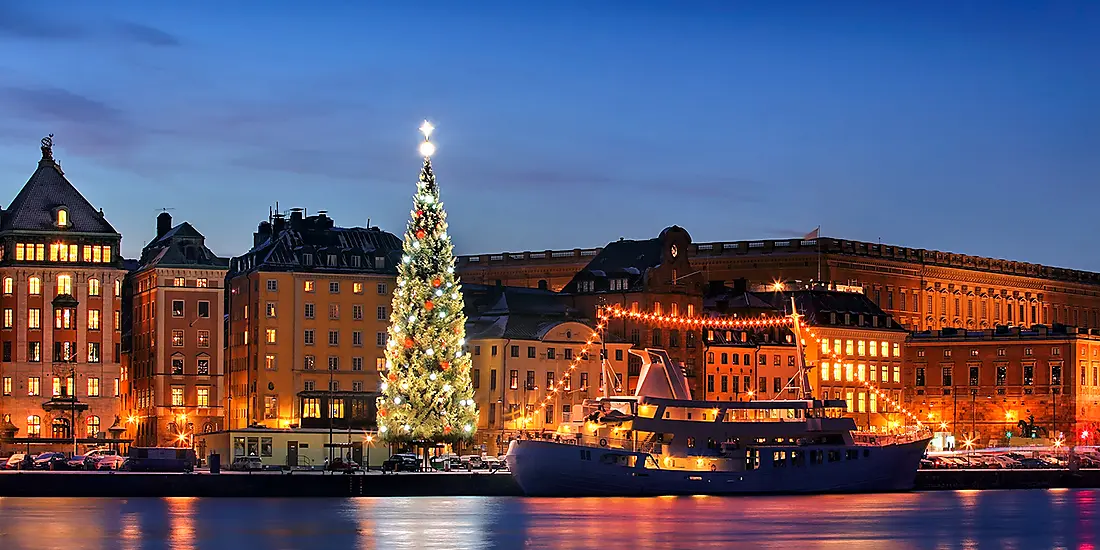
top-left (0, 5), bottom-right (180, 48)
top-left (112, 21), bottom-right (181, 47)
top-left (0, 86), bottom-right (123, 125)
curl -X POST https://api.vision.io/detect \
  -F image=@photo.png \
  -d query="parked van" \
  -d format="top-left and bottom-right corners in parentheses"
top-left (126, 447), bottom-right (197, 472)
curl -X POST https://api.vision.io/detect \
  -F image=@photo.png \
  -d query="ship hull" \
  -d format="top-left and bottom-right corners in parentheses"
top-left (505, 439), bottom-right (931, 497)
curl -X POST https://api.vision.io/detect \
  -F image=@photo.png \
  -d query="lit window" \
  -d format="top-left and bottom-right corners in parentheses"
top-left (88, 309), bottom-right (100, 330)
top-left (57, 209), bottom-right (68, 227)
top-left (171, 358), bottom-right (184, 375)
top-left (304, 280), bottom-right (315, 292)
top-left (265, 354), bottom-right (276, 370)
top-left (196, 278), bottom-right (208, 288)
top-left (171, 386), bottom-right (184, 406)
top-left (266, 303), bottom-right (277, 318)
top-left (2, 309), bottom-right (10, 329)
top-left (88, 278), bottom-right (100, 296)
top-left (266, 329), bottom-right (276, 344)
top-left (821, 362), bottom-right (830, 381)
top-left (197, 330), bottom-right (210, 348)
top-left (28, 277), bottom-right (41, 295)
top-left (330, 398), bottom-right (345, 418)
top-left (26, 415), bottom-right (41, 437)
top-left (27, 377), bottom-right (40, 396)
top-left (114, 279), bottom-right (122, 296)
top-left (197, 358), bottom-right (210, 375)
top-left (2, 277), bottom-right (11, 294)
top-left (857, 341), bottom-right (866, 356)
top-left (869, 341), bottom-right (877, 357)
top-left (172, 330), bottom-right (184, 346)
top-left (87, 377), bottom-right (100, 397)
top-left (87, 342), bottom-right (100, 363)
top-left (892, 343), bottom-right (900, 357)
top-left (845, 340), bottom-right (854, 355)
top-left (173, 277), bottom-right (185, 287)
top-left (303, 398), bottom-right (321, 418)
top-left (353, 282), bottom-right (363, 294)
top-left (687, 304), bottom-right (695, 317)
top-left (56, 274), bottom-right (72, 296)
top-left (197, 387), bottom-right (210, 407)
top-left (172, 300), bottom-right (184, 317)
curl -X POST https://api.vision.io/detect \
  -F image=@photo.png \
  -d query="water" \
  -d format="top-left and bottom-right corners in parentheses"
top-left (0, 490), bottom-right (1096, 549)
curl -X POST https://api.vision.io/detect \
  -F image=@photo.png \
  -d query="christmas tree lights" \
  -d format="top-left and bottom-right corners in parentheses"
top-left (377, 122), bottom-right (478, 443)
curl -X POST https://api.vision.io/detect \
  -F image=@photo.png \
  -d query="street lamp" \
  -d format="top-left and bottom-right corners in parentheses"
top-left (365, 434), bottom-right (375, 471)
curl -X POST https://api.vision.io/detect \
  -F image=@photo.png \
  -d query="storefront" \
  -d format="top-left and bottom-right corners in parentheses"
top-left (195, 427), bottom-right (389, 468)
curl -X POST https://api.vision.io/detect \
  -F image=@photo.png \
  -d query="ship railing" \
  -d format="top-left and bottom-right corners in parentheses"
top-left (563, 433), bottom-right (662, 454)
top-left (851, 426), bottom-right (932, 447)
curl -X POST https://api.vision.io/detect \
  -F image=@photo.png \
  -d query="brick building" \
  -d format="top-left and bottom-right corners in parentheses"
top-left (907, 325), bottom-right (1100, 448)
top-left (0, 137), bottom-right (127, 454)
top-left (559, 227), bottom-right (707, 394)
top-left (225, 209), bottom-right (401, 432)
top-left (123, 212), bottom-right (228, 447)
top-left (457, 235), bottom-right (1100, 333)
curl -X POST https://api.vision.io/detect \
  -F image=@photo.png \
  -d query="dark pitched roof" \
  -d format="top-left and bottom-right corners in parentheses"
top-left (462, 284), bottom-right (593, 340)
top-left (1, 156), bottom-right (118, 235)
top-left (136, 222), bottom-right (229, 271)
top-left (230, 212), bottom-right (402, 276)
top-left (562, 237), bottom-right (663, 293)
top-left (757, 289), bottom-right (905, 332)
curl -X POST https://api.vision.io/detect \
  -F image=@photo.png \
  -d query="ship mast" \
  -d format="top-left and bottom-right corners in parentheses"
top-left (784, 297), bottom-right (815, 400)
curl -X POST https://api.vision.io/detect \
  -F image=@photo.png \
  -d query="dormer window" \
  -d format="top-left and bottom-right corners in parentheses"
top-left (56, 208), bottom-right (68, 228)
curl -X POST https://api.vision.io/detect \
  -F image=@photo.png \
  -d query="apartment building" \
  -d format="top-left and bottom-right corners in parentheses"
top-left (226, 209), bottom-right (401, 431)
top-left (124, 212), bottom-right (228, 447)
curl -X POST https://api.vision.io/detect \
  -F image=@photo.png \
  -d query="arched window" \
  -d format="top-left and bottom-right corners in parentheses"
top-left (86, 415), bottom-right (101, 438)
top-left (26, 415), bottom-right (41, 437)
top-left (52, 417), bottom-right (70, 439)
top-left (2, 277), bottom-right (11, 295)
top-left (202, 422), bottom-right (214, 433)
top-left (57, 208), bottom-right (68, 227)
top-left (28, 277), bottom-right (41, 296)
top-left (56, 274), bottom-right (72, 296)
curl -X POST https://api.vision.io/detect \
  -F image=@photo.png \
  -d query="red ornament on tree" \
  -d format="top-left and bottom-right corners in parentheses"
top-left (388, 372), bottom-right (398, 382)
top-left (415, 210), bottom-right (423, 217)
top-left (403, 337), bottom-right (415, 349)
top-left (432, 277), bottom-right (442, 288)
top-left (443, 425), bottom-right (452, 434)
top-left (424, 300), bottom-right (435, 311)
top-left (416, 229), bottom-right (426, 240)
top-left (378, 409), bottom-right (387, 417)
top-left (440, 361), bottom-right (450, 371)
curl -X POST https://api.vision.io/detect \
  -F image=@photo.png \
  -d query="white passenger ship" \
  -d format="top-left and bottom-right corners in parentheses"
top-left (505, 310), bottom-right (931, 497)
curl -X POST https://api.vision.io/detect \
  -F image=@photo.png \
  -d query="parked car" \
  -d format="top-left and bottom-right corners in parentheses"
top-left (382, 453), bottom-right (420, 472)
top-left (459, 455), bottom-right (484, 470)
top-left (126, 447), bottom-right (196, 472)
top-left (3, 454), bottom-right (27, 470)
top-left (95, 455), bottom-right (126, 470)
top-left (431, 454), bottom-right (462, 471)
top-left (33, 452), bottom-right (67, 470)
top-left (228, 457), bottom-right (264, 471)
top-left (483, 456), bottom-right (505, 471)
top-left (325, 457), bottom-right (359, 474)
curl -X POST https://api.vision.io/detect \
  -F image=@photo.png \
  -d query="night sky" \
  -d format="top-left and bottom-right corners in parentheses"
top-left (1, 2), bottom-right (1097, 269)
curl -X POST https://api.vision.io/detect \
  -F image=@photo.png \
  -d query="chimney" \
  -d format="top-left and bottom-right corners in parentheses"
top-left (157, 212), bottom-right (172, 239)
top-left (254, 221), bottom-right (272, 247)
top-left (732, 278), bottom-right (748, 293)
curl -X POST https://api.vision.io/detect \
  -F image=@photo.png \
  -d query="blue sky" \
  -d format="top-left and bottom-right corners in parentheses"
top-left (1, 1), bottom-right (1097, 269)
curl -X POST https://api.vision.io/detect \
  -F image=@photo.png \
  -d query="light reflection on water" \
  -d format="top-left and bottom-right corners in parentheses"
top-left (0, 490), bottom-right (1095, 550)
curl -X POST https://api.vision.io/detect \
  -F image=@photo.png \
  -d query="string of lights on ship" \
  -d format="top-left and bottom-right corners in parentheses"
top-left (522, 304), bottom-right (926, 428)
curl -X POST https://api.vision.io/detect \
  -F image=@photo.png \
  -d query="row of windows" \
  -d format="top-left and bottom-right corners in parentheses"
top-left (171, 300), bottom-right (212, 318)
top-left (707, 374), bottom-right (794, 395)
top-left (3, 341), bottom-right (113, 363)
top-left (169, 356), bottom-right (212, 375)
top-left (169, 386), bottom-right (212, 407)
top-left (707, 351), bottom-right (796, 367)
top-left (288, 329), bottom-right (385, 347)
top-left (170, 329), bottom-right (212, 348)
top-left (2, 307), bottom-right (118, 331)
top-left (301, 380), bottom-right (367, 393)
top-left (17, 414), bottom-right (105, 438)
top-left (266, 279), bottom-right (387, 295)
top-left (820, 339), bottom-right (901, 358)
top-left (265, 302), bottom-right (378, 321)
top-left (915, 363), bottom-right (1100, 387)
top-left (919, 347), bottom-right (1054, 358)
top-left (1, 376), bottom-right (119, 398)
top-left (273, 354), bottom-right (369, 372)
top-left (821, 362), bottom-right (901, 384)
top-left (11, 243), bottom-right (113, 264)
top-left (3, 275), bottom-right (121, 297)
top-left (822, 389), bottom-right (902, 414)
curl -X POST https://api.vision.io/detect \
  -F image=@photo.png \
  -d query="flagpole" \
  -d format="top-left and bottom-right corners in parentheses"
top-left (816, 226), bottom-right (822, 282)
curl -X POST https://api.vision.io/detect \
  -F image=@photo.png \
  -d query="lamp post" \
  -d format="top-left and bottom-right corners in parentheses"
top-left (365, 433), bottom-right (374, 471)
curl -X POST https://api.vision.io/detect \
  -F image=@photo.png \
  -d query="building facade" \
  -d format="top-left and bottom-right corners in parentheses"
top-left (226, 209), bottom-right (401, 433)
top-left (123, 212), bottom-right (228, 447)
top-left (463, 285), bottom-right (632, 455)
top-left (457, 235), bottom-right (1100, 333)
top-left (561, 227), bottom-right (707, 394)
top-left (0, 137), bottom-right (127, 453)
top-left (906, 326), bottom-right (1100, 448)
top-left (703, 333), bottom-right (799, 402)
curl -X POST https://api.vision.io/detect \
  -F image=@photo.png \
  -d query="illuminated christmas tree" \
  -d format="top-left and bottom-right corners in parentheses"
top-left (377, 121), bottom-right (478, 443)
